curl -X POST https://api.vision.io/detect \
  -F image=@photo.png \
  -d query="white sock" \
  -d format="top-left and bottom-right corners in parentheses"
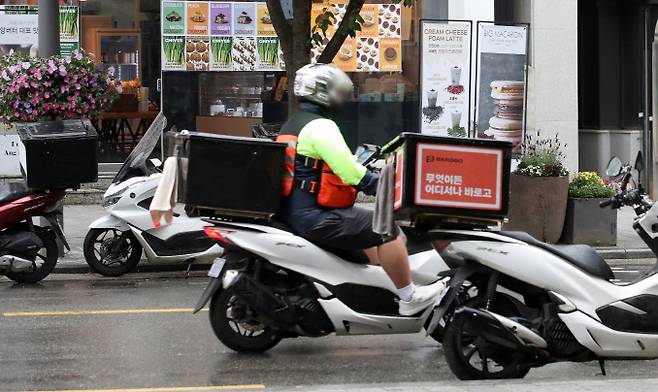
top-left (397, 283), bottom-right (415, 302)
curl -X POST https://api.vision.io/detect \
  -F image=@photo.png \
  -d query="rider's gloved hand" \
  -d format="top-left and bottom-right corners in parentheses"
top-left (356, 170), bottom-right (379, 196)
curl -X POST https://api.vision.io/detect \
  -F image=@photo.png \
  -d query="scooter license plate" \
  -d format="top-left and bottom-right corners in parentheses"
top-left (207, 258), bottom-right (226, 278)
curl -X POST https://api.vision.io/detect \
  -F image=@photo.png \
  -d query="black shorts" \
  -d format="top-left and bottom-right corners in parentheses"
top-left (304, 206), bottom-right (400, 250)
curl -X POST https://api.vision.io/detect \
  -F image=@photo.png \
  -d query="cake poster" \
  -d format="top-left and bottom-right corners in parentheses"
top-left (187, 2), bottom-right (209, 36)
top-left (210, 2), bottom-right (232, 36)
top-left (310, 2), bottom-right (402, 73)
top-left (475, 23), bottom-right (528, 153)
top-left (233, 2), bottom-right (256, 36)
top-left (163, 2), bottom-right (185, 35)
top-left (419, 20), bottom-right (472, 137)
top-left (160, 1), bottom-right (284, 72)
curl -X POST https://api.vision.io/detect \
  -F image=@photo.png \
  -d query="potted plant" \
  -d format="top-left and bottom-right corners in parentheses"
top-left (0, 49), bottom-right (116, 124)
top-left (505, 134), bottom-right (569, 243)
top-left (561, 172), bottom-right (616, 245)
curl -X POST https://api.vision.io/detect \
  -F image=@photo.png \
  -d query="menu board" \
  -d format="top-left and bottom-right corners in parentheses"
top-left (161, 1), bottom-right (284, 72)
top-left (0, 6), bottom-right (80, 56)
top-left (474, 23), bottom-right (528, 154)
top-left (310, 2), bottom-right (402, 73)
top-left (419, 20), bottom-right (472, 137)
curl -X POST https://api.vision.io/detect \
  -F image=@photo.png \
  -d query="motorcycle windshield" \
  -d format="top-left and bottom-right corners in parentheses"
top-left (112, 112), bottom-right (167, 184)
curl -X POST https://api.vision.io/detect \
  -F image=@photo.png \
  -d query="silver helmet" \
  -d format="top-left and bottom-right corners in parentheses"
top-left (294, 63), bottom-right (354, 108)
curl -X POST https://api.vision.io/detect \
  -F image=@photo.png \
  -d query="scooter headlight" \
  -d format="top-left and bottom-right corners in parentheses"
top-left (102, 188), bottom-right (127, 208)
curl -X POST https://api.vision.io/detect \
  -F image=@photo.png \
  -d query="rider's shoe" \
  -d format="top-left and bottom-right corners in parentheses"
top-left (398, 277), bottom-right (450, 316)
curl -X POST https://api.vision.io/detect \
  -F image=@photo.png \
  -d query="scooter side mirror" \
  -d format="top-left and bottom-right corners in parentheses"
top-left (605, 156), bottom-right (623, 178)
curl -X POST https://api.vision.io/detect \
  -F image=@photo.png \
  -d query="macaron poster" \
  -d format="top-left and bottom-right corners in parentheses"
top-left (475, 23), bottom-right (528, 154)
top-left (419, 20), bottom-right (472, 137)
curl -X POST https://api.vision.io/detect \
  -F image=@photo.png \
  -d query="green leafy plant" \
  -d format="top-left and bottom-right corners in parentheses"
top-left (515, 133), bottom-right (569, 177)
top-left (447, 125), bottom-right (466, 138)
top-left (568, 172), bottom-right (614, 199)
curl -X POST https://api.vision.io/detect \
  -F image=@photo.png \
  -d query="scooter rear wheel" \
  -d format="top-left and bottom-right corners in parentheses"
top-left (6, 228), bottom-right (58, 284)
top-left (83, 228), bottom-right (142, 276)
top-left (209, 288), bottom-right (282, 353)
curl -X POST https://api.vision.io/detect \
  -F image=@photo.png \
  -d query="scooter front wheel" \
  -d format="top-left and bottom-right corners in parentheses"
top-left (83, 228), bottom-right (142, 276)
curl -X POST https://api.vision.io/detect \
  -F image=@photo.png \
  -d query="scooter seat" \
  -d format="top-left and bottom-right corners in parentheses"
top-left (0, 183), bottom-right (34, 205)
top-left (500, 231), bottom-right (614, 280)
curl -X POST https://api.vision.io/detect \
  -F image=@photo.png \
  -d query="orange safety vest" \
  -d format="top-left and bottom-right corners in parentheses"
top-left (276, 113), bottom-right (357, 209)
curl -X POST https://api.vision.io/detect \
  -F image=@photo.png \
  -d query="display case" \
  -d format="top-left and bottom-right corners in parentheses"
top-left (85, 28), bottom-right (141, 81)
top-left (195, 72), bottom-right (277, 136)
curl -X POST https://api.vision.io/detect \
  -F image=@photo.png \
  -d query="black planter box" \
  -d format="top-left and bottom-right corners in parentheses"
top-left (382, 132), bottom-right (512, 225)
top-left (16, 120), bottom-right (98, 189)
top-left (174, 132), bottom-right (286, 220)
top-left (561, 198), bottom-right (617, 246)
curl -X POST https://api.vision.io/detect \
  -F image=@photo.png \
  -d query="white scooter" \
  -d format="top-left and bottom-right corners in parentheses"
top-left (84, 114), bottom-right (222, 276)
top-left (430, 153), bottom-right (658, 380)
top-left (192, 146), bottom-right (450, 353)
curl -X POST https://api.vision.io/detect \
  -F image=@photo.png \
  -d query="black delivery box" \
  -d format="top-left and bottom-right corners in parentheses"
top-left (174, 132), bottom-right (286, 220)
top-left (16, 119), bottom-right (98, 189)
top-left (382, 133), bottom-right (512, 224)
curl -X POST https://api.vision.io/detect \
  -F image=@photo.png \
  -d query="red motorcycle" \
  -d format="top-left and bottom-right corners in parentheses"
top-left (0, 182), bottom-right (69, 283)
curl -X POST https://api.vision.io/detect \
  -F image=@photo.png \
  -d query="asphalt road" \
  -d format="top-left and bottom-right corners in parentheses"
top-left (1, 265), bottom-right (658, 392)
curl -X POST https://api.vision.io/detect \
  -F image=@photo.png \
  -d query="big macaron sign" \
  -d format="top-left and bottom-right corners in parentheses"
top-left (475, 23), bottom-right (528, 154)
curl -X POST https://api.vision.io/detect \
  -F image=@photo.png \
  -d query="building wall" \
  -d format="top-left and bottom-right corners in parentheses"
top-left (515, 0), bottom-right (579, 173)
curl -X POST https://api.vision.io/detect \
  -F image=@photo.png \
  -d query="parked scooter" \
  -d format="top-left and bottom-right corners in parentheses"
top-left (192, 145), bottom-right (451, 353)
top-left (84, 115), bottom-right (222, 276)
top-left (0, 183), bottom-right (68, 283)
top-left (430, 153), bottom-right (658, 380)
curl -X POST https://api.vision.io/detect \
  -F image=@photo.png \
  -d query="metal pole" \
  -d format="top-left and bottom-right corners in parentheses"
top-left (38, 0), bottom-right (63, 256)
top-left (38, 0), bottom-right (60, 57)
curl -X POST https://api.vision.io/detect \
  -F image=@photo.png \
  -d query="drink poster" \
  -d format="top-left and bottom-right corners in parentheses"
top-left (162, 1), bottom-right (185, 35)
top-left (233, 2), bottom-right (256, 36)
top-left (161, 1), bottom-right (283, 71)
top-left (256, 3), bottom-right (275, 36)
top-left (475, 23), bottom-right (528, 154)
top-left (310, 2), bottom-right (402, 72)
top-left (187, 2), bottom-right (209, 36)
top-left (210, 2), bottom-right (231, 36)
top-left (419, 20), bottom-right (473, 137)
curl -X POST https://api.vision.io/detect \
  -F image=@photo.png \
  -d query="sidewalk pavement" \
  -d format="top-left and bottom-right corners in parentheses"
top-left (55, 204), bottom-right (654, 274)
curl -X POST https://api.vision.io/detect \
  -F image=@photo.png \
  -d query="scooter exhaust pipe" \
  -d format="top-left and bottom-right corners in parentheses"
top-left (0, 255), bottom-right (34, 273)
top-left (455, 306), bottom-right (548, 349)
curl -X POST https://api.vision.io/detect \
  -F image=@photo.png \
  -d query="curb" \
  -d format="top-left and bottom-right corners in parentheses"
top-left (52, 262), bottom-right (213, 275)
top-left (596, 248), bottom-right (655, 260)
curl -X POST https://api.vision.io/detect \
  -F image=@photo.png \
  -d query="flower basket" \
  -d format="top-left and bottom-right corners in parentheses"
top-left (561, 172), bottom-right (617, 245)
top-left (504, 134), bottom-right (570, 243)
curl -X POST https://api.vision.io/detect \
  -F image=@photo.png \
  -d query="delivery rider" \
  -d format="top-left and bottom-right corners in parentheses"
top-left (276, 63), bottom-right (448, 316)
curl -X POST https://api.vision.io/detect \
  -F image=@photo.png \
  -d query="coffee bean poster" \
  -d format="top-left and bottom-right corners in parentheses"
top-left (310, 2), bottom-right (402, 73)
top-left (475, 23), bottom-right (528, 153)
top-left (419, 20), bottom-right (473, 137)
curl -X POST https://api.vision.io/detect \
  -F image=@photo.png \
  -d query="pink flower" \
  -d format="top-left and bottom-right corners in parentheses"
top-left (34, 71), bottom-right (42, 80)
top-left (21, 61), bottom-right (31, 69)
top-left (75, 83), bottom-right (81, 90)
top-left (60, 86), bottom-right (68, 93)
top-left (64, 56), bottom-right (71, 64)
top-left (44, 92), bottom-right (50, 99)
top-left (75, 52), bottom-right (83, 61)
top-left (59, 64), bottom-right (67, 76)
top-left (32, 97), bottom-right (40, 105)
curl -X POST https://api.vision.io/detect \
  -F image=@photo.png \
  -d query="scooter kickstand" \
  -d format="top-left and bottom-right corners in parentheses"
top-left (185, 260), bottom-right (194, 279)
top-left (598, 359), bottom-right (606, 376)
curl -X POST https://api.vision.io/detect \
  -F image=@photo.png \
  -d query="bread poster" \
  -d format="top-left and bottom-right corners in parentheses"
top-left (233, 2), bottom-right (256, 36)
top-left (210, 2), bottom-right (231, 36)
top-left (475, 23), bottom-right (528, 153)
top-left (419, 20), bottom-right (472, 137)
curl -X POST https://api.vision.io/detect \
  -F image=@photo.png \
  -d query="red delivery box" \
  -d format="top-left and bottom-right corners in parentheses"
top-left (382, 133), bottom-right (512, 223)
